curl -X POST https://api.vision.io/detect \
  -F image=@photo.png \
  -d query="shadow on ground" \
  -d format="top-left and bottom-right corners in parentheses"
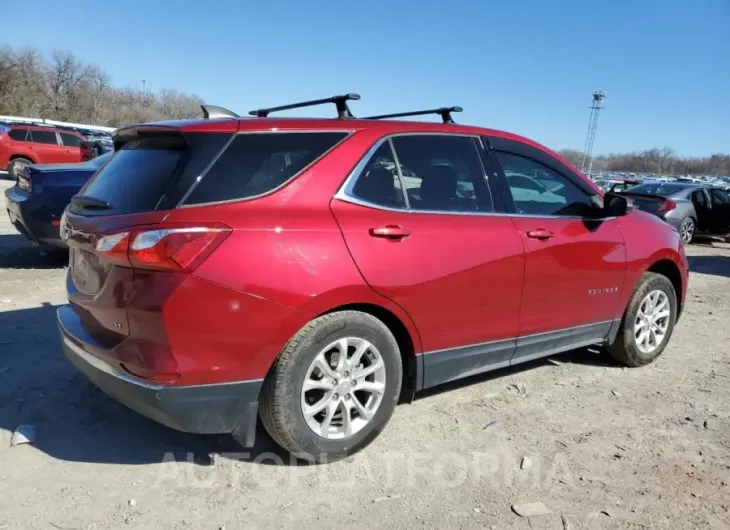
top-left (0, 303), bottom-right (296, 467)
top-left (0, 233), bottom-right (68, 269)
top-left (688, 254), bottom-right (730, 279)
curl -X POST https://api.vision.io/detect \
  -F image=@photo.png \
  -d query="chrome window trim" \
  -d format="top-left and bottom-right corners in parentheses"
top-left (179, 129), bottom-right (354, 208)
top-left (334, 133), bottom-right (618, 221)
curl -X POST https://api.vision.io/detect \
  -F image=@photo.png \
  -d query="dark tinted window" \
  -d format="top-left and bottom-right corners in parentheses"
top-left (29, 130), bottom-right (58, 145)
top-left (76, 136), bottom-right (185, 215)
top-left (390, 135), bottom-right (492, 212)
top-left (691, 190), bottom-right (708, 208)
top-left (59, 132), bottom-right (83, 147)
top-left (184, 132), bottom-right (348, 205)
top-left (496, 152), bottom-right (594, 216)
top-left (350, 142), bottom-right (406, 209)
top-left (710, 189), bottom-right (730, 205)
top-left (8, 128), bottom-right (28, 141)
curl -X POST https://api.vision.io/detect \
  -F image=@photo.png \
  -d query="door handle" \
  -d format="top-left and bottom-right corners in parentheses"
top-left (369, 225), bottom-right (411, 240)
top-left (526, 229), bottom-right (555, 240)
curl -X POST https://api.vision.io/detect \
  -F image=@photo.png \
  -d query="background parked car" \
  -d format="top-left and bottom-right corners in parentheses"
top-left (619, 182), bottom-right (730, 244)
top-left (4, 152), bottom-right (112, 248)
top-left (0, 124), bottom-right (91, 179)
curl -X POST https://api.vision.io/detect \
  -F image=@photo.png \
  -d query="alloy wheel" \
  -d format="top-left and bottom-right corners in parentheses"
top-left (634, 290), bottom-right (671, 355)
top-left (679, 218), bottom-right (694, 244)
top-left (300, 337), bottom-right (386, 440)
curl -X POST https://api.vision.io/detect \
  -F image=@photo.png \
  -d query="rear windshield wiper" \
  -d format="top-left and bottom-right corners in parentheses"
top-left (70, 195), bottom-right (113, 210)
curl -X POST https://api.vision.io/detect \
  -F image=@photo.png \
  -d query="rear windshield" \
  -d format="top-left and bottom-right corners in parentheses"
top-left (77, 136), bottom-right (185, 215)
top-left (626, 183), bottom-right (689, 197)
top-left (183, 132), bottom-right (349, 205)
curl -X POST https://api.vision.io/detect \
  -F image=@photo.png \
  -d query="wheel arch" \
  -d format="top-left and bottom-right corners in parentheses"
top-left (319, 302), bottom-right (422, 400)
top-left (647, 258), bottom-right (684, 320)
top-left (9, 153), bottom-right (35, 164)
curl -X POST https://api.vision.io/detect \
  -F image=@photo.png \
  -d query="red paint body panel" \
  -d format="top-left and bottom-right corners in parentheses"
top-left (331, 199), bottom-right (525, 352)
top-left (509, 216), bottom-right (626, 335)
top-left (618, 210), bottom-right (688, 308)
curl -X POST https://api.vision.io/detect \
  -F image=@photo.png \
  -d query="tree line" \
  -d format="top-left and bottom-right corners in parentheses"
top-left (1, 47), bottom-right (727, 175)
top-left (0, 47), bottom-right (203, 127)
top-left (558, 148), bottom-right (730, 177)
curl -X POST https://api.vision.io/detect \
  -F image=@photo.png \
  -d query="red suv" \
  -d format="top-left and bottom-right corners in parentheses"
top-left (58, 95), bottom-right (688, 461)
top-left (0, 124), bottom-right (91, 178)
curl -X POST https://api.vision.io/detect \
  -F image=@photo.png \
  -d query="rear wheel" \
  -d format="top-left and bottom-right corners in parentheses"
top-left (259, 311), bottom-right (402, 462)
top-left (8, 157), bottom-right (32, 179)
top-left (607, 272), bottom-right (677, 367)
top-left (678, 217), bottom-right (695, 244)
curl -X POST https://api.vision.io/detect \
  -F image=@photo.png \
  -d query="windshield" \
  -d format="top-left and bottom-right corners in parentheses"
top-left (625, 182), bottom-right (690, 197)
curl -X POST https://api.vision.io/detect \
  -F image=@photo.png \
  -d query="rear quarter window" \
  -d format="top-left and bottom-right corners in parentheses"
top-left (183, 132), bottom-right (349, 205)
top-left (8, 128), bottom-right (28, 141)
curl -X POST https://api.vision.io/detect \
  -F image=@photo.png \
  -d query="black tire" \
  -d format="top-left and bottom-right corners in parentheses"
top-left (678, 216), bottom-right (696, 245)
top-left (259, 311), bottom-right (402, 462)
top-left (8, 157), bottom-right (32, 179)
top-left (607, 272), bottom-right (677, 367)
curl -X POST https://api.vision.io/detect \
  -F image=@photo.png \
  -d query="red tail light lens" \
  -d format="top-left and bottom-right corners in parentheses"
top-left (94, 225), bottom-right (230, 272)
top-left (657, 200), bottom-right (677, 213)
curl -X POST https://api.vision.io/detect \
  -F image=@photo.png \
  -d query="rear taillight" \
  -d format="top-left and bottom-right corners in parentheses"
top-left (94, 225), bottom-right (230, 272)
top-left (17, 175), bottom-right (32, 192)
top-left (657, 200), bottom-right (677, 213)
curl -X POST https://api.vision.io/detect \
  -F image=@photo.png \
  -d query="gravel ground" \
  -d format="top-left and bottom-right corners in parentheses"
top-left (0, 177), bottom-right (729, 529)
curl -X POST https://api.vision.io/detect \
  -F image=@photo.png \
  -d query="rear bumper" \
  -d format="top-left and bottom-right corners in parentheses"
top-left (58, 306), bottom-right (261, 443)
top-left (4, 186), bottom-right (64, 247)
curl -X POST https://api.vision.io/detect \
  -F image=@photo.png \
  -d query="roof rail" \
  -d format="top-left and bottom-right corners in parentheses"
top-left (201, 105), bottom-right (240, 119)
top-left (364, 106), bottom-right (463, 124)
top-left (248, 93), bottom-right (360, 119)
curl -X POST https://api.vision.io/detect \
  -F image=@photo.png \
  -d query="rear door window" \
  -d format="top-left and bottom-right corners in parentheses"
top-left (183, 132), bottom-right (348, 205)
top-left (389, 135), bottom-right (493, 213)
top-left (349, 141), bottom-right (407, 209)
top-left (710, 189), bottom-right (730, 205)
top-left (29, 130), bottom-right (59, 145)
top-left (59, 132), bottom-right (83, 147)
top-left (8, 128), bottom-right (28, 141)
top-left (75, 136), bottom-right (186, 216)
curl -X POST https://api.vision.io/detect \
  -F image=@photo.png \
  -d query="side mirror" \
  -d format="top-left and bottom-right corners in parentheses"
top-left (604, 192), bottom-right (633, 217)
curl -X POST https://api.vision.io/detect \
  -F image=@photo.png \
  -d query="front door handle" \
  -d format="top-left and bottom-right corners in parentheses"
top-left (369, 225), bottom-right (411, 240)
top-left (526, 229), bottom-right (555, 240)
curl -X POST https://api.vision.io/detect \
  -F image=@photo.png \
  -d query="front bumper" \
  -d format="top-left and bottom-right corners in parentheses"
top-left (58, 306), bottom-right (261, 445)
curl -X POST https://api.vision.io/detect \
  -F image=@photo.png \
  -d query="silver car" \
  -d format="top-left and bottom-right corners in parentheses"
top-left (620, 182), bottom-right (730, 244)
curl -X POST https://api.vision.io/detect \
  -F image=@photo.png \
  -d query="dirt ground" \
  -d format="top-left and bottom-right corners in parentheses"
top-left (0, 177), bottom-right (728, 530)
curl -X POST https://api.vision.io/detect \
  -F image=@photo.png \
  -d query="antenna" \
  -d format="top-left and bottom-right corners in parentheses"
top-left (365, 106), bottom-right (463, 124)
top-left (581, 90), bottom-right (606, 176)
top-left (201, 105), bottom-right (240, 119)
top-left (249, 93), bottom-right (360, 119)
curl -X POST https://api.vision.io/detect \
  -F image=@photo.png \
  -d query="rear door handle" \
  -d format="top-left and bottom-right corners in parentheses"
top-left (526, 229), bottom-right (555, 240)
top-left (369, 225), bottom-right (411, 240)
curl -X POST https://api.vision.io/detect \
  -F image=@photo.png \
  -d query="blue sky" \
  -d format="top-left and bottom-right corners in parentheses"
top-left (3, 0), bottom-right (728, 156)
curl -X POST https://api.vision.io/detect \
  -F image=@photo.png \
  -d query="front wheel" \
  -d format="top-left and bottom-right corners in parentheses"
top-left (259, 311), bottom-right (403, 462)
top-left (678, 217), bottom-right (695, 244)
top-left (606, 272), bottom-right (677, 367)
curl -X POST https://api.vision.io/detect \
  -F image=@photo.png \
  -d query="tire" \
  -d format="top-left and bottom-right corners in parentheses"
top-left (259, 310), bottom-right (402, 462)
top-left (678, 216), bottom-right (695, 245)
top-left (8, 157), bottom-right (32, 179)
top-left (607, 272), bottom-right (677, 367)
